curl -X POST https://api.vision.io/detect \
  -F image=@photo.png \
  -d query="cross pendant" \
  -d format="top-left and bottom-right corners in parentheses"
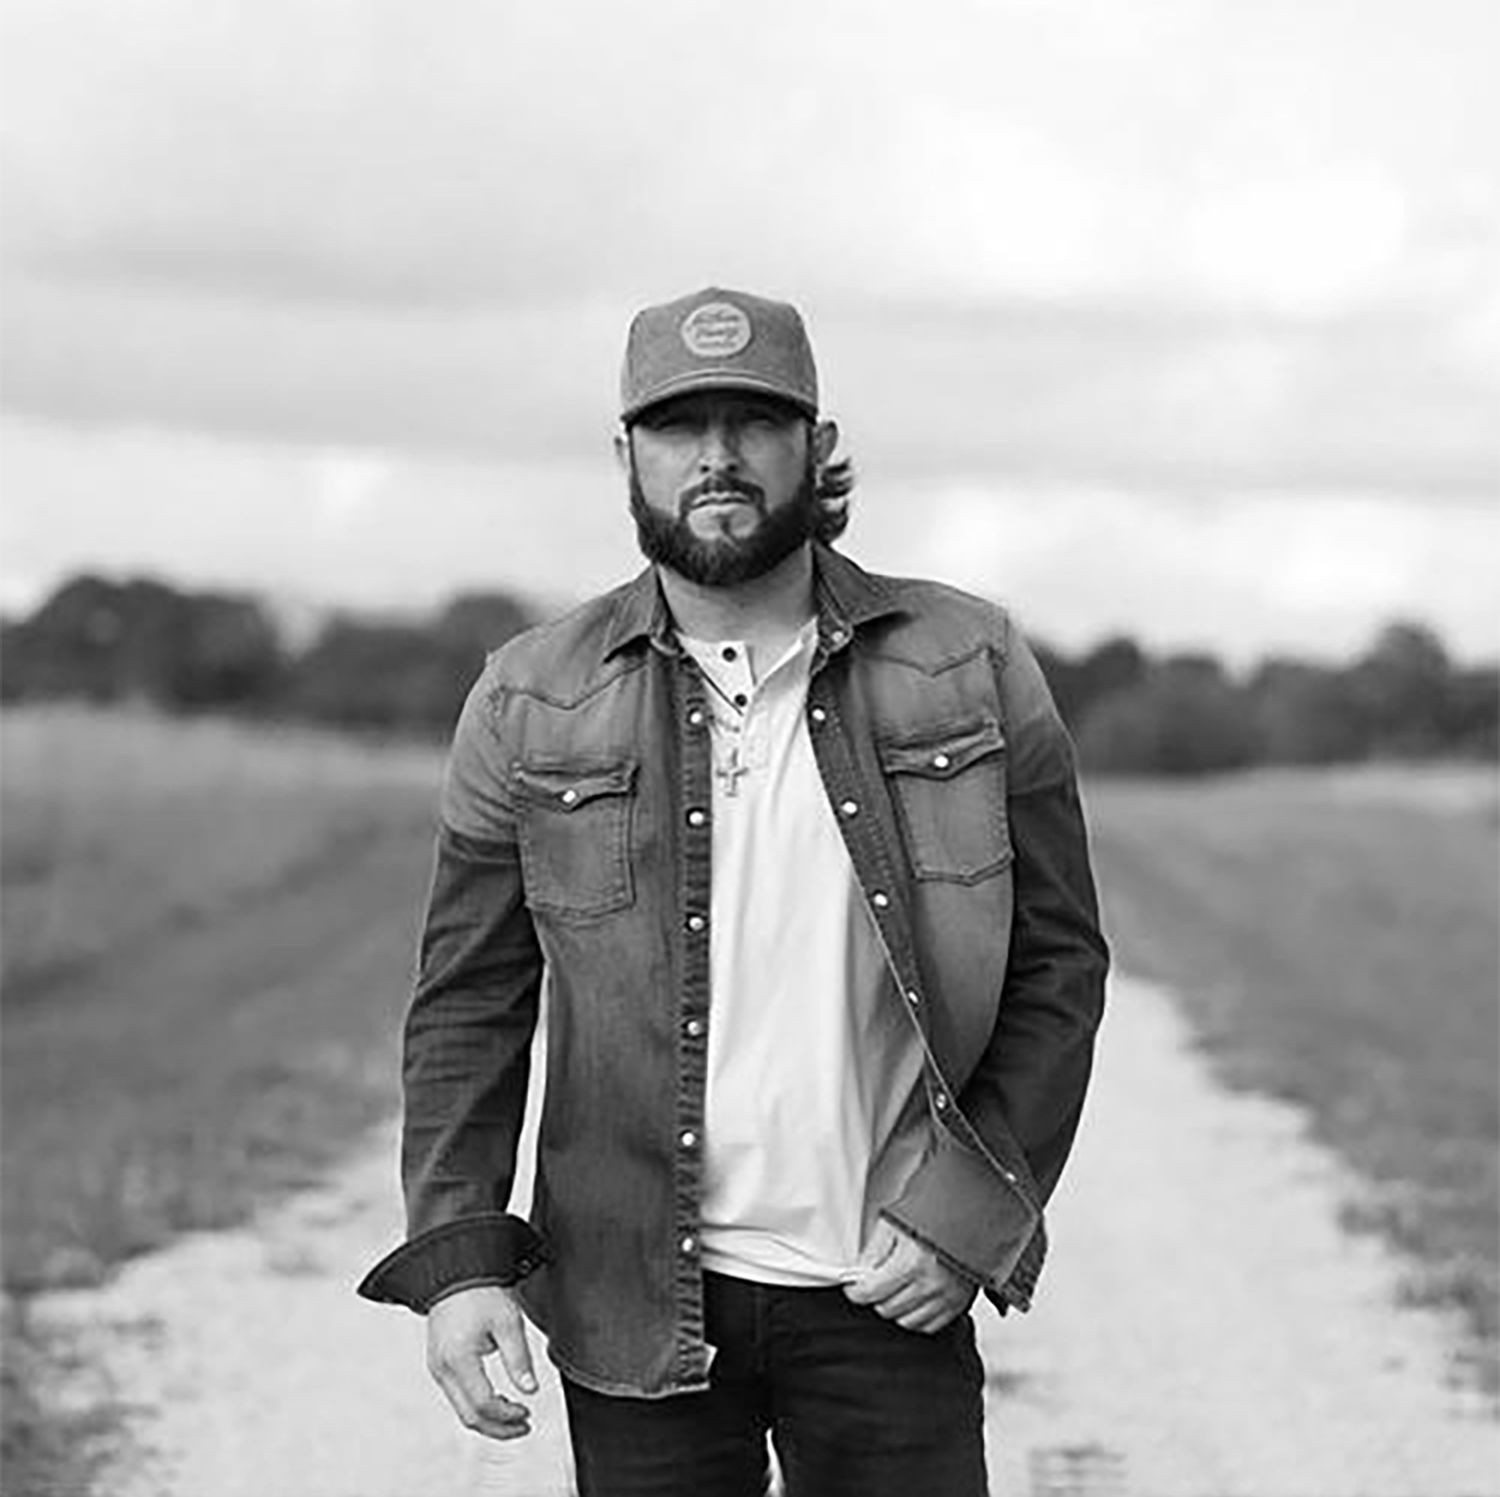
top-left (716, 746), bottom-right (750, 798)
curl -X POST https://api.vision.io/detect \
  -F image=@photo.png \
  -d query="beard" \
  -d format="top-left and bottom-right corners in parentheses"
top-left (628, 459), bottom-right (819, 587)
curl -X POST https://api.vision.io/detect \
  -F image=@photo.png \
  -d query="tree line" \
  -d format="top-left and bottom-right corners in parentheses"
top-left (2, 573), bottom-right (1494, 775)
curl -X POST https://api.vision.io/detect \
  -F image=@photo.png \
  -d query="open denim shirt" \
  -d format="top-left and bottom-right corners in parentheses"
top-left (357, 545), bottom-right (1109, 1397)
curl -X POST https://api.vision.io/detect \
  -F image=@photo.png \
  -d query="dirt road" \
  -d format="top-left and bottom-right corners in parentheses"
top-left (32, 975), bottom-right (1498, 1497)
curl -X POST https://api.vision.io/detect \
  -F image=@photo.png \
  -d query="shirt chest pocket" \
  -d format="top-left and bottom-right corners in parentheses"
top-left (877, 719), bottom-right (1013, 885)
top-left (512, 758), bottom-right (638, 919)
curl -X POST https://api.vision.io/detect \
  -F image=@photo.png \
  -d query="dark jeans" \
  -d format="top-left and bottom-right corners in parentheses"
top-left (562, 1271), bottom-right (988, 1497)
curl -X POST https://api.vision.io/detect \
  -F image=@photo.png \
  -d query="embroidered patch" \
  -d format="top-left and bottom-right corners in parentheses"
top-left (680, 301), bottom-right (752, 358)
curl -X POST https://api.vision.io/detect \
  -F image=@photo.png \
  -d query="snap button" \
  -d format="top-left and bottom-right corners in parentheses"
top-left (732, 692), bottom-right (748, 709)
top-left (685, 1017), bottom-right (706, 1038)
top-left (932, 752), bottom-right (951, 770)
top-left (721, 646), bottom-right (738, 662)
top-left (687, 808), bottom-right (707, 828)
top-left (679, 1234), bottom-right (698, 1255)
top-left (809, 706), bottom-right (828, 724)
top-left (905, 989), bottom-right (921, 1007)
top-left (839, 799), bottom-right (859, 817)
top-left (933, 1092), bottom-right (949, 1111)
top-left (686, 914), bottom-right (706, 933)
top-left (679, 1130), bottom-right (698, 1148)
top-left (688, 709), bottom-right (706, 728)
top-left (559, 788), bottom-right (579, 806)
top-left (871, 890), bottom-right (890, 909)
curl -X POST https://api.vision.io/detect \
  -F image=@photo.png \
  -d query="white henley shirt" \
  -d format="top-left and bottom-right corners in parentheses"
top-left (678, 620), bottom-right (929, 1288)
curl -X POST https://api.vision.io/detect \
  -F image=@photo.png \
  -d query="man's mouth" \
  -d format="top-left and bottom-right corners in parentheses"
top-left (689, 489), bottom-right (757, 509)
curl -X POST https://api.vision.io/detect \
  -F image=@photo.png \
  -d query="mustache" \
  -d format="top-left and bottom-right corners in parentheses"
top-left (679, 476), bottom-right (766, 515)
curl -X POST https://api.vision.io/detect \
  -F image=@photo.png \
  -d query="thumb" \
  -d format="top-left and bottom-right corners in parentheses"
top-left (851, 1218), bottom-right (900, 1275)
top-left (489, 1301), bottom-right (538, 1395)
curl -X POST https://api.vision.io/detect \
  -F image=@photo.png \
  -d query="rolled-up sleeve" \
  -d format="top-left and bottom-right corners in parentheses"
top-left (357, 666), bottom-right (550, 1312)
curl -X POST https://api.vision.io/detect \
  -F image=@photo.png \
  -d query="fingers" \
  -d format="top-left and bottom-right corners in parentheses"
top-left (842, 1228), bottom-right (919, 1306)
top-left (426, 1287), bottom-right (535, 1442)
top-left (858, 1218), bottom-right (901, 1271)
top-left (491, 1301), bottom-right (539, 1395)
top-left (894, 1298), bottom-right (961, 1334)
top-left (430, 1351), bottom-right (532, 1441)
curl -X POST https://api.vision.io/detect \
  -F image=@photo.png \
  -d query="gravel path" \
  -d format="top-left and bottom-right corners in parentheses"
top-left (32, 975), bottom-right (1498, 1497)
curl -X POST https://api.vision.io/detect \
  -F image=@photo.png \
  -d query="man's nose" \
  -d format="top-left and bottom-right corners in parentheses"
top-left (697, 419), bottom-right (740, 471)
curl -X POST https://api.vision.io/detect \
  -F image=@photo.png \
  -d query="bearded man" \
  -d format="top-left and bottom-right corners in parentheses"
top-left (359, 287), bottom-right (1109, 1496)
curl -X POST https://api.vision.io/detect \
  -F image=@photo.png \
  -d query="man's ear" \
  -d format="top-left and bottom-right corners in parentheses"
top-left (813, 418), bottom-right (839, 468)
top-left (613, 428), bottom-right (632, 473)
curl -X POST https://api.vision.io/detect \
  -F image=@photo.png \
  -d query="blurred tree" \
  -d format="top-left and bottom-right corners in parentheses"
top-left (280, 590), bottom-right (537, 733)
top-left (1034, 634), bottom-right (1148, 732)
top-left (0, 575), bottom-right (283, 708)
top-left (1247, 659), bottom-right (1369, 765)
top-left (1077, 661), bottom-right (1261, 775)
top-left (1346, 620), bottom-right (1452, 756)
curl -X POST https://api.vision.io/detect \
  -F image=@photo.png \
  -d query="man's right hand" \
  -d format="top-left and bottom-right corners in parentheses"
top-left (426, 1285), bottom-right (538, 1440)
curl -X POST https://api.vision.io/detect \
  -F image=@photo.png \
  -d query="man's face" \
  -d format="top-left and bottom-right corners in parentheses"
top-left (620, 391), bottom-right (822, 587)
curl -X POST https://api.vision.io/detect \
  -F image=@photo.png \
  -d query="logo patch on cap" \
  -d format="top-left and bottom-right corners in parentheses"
top-left (680, 301), bottom-right (752, 358)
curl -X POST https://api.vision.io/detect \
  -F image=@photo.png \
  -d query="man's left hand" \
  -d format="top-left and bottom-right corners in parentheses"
top-left (841, 1218), bottom-right (979, 1334)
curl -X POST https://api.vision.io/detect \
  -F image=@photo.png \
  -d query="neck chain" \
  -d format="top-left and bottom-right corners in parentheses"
top-left (698, 670), bottom-right (748, 725)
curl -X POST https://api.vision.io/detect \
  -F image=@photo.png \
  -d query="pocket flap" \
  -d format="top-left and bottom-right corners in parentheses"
top-left (514, 759), bottom-right (638, 811)
top-left (878, 719), bottom-right (1005, 780)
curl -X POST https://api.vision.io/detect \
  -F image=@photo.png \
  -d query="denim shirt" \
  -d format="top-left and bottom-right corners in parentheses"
top-left (357, 544), bottom-right (1109, 1397)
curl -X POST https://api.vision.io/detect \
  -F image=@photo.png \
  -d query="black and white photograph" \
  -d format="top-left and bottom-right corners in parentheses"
top-left (1, 3), bottom-right (1497, 1495)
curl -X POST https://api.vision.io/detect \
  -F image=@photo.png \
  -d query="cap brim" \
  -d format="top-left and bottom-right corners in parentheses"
top-left (622, 369), bottom-right (817, 423)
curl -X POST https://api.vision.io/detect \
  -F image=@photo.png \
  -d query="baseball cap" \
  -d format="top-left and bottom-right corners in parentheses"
top-left (620, 287), bottom-right (819, 424)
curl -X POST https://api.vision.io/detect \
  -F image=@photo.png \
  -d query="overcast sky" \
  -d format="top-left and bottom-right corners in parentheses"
top-left (2, 0), bottom-right (1496, 660)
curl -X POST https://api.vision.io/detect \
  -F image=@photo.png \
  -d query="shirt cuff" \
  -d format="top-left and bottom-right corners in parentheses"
top-left (355, 1213), bottom-right (550, 1313)
top-left (880, 1121), bottom-right (1041, 1289)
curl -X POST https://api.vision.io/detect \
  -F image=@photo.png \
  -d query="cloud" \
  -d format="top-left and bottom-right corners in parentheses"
top-left (887, 478), bottom-right (1500, 664)
top-left (1, 0), bottom-right (1495, 649)
top-left (6, 409), bottom-right (1495, 664)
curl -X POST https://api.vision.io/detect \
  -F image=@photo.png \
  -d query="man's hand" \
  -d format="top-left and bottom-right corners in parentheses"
top-left (426, 1285), bottom-right (537, 1440)
top-left (841, 1218), bottom-right (979, 1334)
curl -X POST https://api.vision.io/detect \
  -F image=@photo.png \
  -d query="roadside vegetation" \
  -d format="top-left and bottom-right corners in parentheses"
top-left (1, 708), bottom-right (439, 1491)
top-left (1089, 765), bottom-right (1500, 1393)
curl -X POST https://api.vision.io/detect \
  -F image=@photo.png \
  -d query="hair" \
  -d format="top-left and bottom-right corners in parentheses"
top-left (813, 449), bottom-right (855, 545)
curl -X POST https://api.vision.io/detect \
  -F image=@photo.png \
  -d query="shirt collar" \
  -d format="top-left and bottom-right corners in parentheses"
top-left (601, 544), bottom-right (906, 663)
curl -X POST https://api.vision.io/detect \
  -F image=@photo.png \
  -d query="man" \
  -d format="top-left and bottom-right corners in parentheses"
top-left (358, 287), bottom-right (1109, 1495)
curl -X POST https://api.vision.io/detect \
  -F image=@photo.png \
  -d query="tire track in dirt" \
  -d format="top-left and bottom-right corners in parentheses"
top-left (29, 975), bottom-right (1499, 1497)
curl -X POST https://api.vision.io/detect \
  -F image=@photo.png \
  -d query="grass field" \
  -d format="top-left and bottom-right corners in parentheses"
top-left (1087, 765), bottom-right (1500, 1390)
top-left (1, 707), bottom-right (442, 1491)
top-left (2, 709), bottom-right (1496, 1489)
